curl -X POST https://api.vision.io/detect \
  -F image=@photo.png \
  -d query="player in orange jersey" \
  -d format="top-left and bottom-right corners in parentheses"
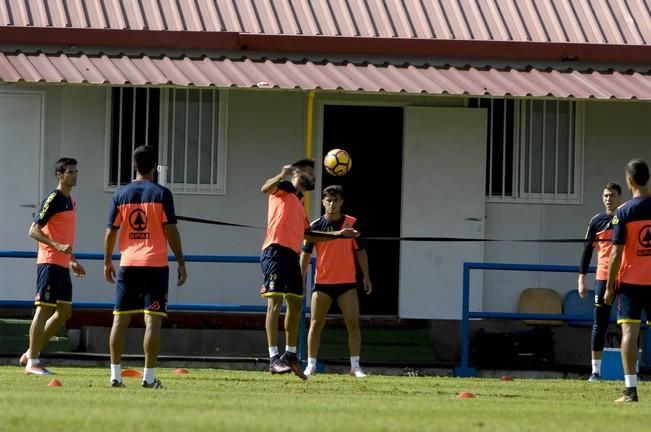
top-left (22, 158), bottom-right (85, 376)
top-left (104, 145), bottom-right (187, 389)
top-left (260, 160), bottom-right (358, 379)
top-left (578, 182), bottom-right (622, 381)
top-left (300, 185), bottom-right (372, 378)
top-left (606, 159), bottom-right (651, 403)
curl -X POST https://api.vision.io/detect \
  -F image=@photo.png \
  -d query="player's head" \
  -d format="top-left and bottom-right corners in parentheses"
top-left (291, 158), bottom-right (315, 191)
top-left (55, 157), bottom-right (78, 187)
top-left (602, 182), bottom-right (622, 213)
top-left (322, 185), bottom-right (344, 215)
top-left (625, 158), bottom-right (649, 191)
top-left (133, 145), bottom-right (157, 176)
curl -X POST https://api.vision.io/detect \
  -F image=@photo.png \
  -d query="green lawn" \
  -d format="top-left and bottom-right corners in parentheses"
top-left (1, 366), bottom-right (649, 431)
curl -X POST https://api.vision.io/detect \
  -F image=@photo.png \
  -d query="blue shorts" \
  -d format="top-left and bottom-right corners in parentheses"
top-left (260, 245), bottom-right (303, 298)
top-left (35, 264), bottom-right (72, 307)
top-left (314, 283), bottom-right (357, 299)
top-left (616, 282), bottom-right (651, 325)
top-left (114, 266), bottom-right (169, 317)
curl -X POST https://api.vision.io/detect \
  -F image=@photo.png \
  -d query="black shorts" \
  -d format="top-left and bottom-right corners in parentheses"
top-left (616, 282), bottom-right (651, 325)
top-left (35, 264), bottom-right (72, 307)
top-left (260, 245), bottom-right (303, 298)
top-left (114, 266), bottom-right (169, 317)
top-left (314, 283), bottom-right (357, 299)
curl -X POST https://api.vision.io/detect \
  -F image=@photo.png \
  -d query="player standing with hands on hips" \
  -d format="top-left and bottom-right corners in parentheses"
top-left (260, 160), bottom-right (359, 379)
top-left (104, 145), bottom-right (187, 389)
top-left (605, 159), bottom-right (651, 403)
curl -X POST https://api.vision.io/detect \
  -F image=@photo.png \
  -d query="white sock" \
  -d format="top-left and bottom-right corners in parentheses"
top-left (110, 364), bottom-right (121, 382)
top-left (350, 356), bottom-right (360, 369)
top-left (143, 367), bottom-right (156, 384)
top-left (26, 358), bottom-right (40, 368)
top-left (285, 345), bottom-right (297, 354)
top-left (591, 359), bottom-right (601, 374)
top-left (268, 346), bottom-right (279, 358)
top-left (625, 374), bottom-right (637, 388)
top-left (307, 357), bottom-right (317, 368)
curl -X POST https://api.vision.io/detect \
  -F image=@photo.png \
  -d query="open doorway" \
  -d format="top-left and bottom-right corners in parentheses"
top-left (321, 105), bottom-right (403, 315)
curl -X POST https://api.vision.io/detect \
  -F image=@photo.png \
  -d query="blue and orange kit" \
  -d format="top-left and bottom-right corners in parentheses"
top-left (107, 180), bottom-right (177, 267)
top-left (35, 189), bottom-right (76, 267)
top-left (580, 212), bottom-right (614, 280)
top-left (303, 215), bottom-right (364, 285)
top-left (612, 196), bottom-right (651, 285)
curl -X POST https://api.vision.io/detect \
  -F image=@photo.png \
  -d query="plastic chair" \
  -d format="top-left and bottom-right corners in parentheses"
top-left (518, 288), bottom-right (563, 326)
top-left (563, 289), bottom-right (594, 327)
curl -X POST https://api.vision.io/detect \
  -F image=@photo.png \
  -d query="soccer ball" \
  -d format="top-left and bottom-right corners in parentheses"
top-left (324, 149), bottom-right (352, 176)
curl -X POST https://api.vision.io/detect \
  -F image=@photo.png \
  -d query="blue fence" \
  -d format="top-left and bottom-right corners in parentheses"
top-left (0, 250), bottom-right (313, 359)
top-left (455, 262), bottom-right (650, 377)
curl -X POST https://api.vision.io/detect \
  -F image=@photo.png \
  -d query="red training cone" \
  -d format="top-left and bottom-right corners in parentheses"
top-left (501, 375), bottom-right (514, 381)
top-left (47, 379), bottom-right (62, 387)
top-left (457, 392), bottom-right (476, 399)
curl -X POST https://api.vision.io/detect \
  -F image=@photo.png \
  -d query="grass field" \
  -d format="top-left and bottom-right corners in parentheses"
top-left (1, 366), bottom-right (650, 431)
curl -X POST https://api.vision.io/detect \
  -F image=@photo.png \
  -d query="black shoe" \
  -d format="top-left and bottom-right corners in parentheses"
top-left (615, 388), bottom-right (638, 403)
top-left (111, 379), bottom-right (125, 388)
top-left (269, 355), bottom-right (291, 374)
top-left (587, 372), bottom-right (601, 382)
top-left (280, 352), bottom-right (307, 381)
top-left (142, 379), bottom-right (164, 389)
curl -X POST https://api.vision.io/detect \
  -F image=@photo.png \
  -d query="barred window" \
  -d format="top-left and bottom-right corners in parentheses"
top-left (474, 98), bottom-right (583, 203)
top-left (107, 87), bottom-right (227, 194)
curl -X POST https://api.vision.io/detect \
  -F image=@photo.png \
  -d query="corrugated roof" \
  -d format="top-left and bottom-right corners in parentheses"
top-left (0, 0), bottom-right (649, 45)
top-left (1, 51), bottom-right (650, 100)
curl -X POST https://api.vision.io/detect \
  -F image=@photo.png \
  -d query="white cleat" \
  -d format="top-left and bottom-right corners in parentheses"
top-left (349, 367), bottom-right (368, 378)
top-left (304, 365), bottom-right (317, 377)
top-left (25, 365), bottom-right (54, 376)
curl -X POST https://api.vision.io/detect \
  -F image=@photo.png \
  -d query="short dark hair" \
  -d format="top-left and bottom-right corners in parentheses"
top-left (291, 159), bottom-right (315, 170)
top-left (625, 158), bottom-right (649, 186)
top-left (604, 182), bottom-right (622, 195)
top-left (133, 145), bottom-right (157, 175)
top-left (55, 157), bottom-right (77, 175)
top-left (322, 184), bottom-right (344, 199)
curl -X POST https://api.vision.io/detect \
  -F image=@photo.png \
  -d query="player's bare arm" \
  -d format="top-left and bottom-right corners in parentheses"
top-left (28, 222), bottom-right (71, 254)
top-left (299, 250), bottom-right (311, 277)
top-left (69, 255), bottom-right (86, 278)
top-left (355, 249), bottom-right (373, 295)
top-left (260, 165), bottom-right (294, 194)
top-left (604, 244), bottom-right (623, 305)
top-left (577, 274), bottom-right (587, 298)
top-left (165, 224), bottom-right (187, 286)
top-left (103, 228), bottom-right (118, 283)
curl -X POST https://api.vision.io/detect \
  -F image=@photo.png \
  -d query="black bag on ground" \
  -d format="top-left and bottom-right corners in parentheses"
top-left (470, 327), bottom-right (554, 368)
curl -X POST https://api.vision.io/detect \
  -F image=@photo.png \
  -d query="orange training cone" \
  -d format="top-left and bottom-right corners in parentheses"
top-left (121, 368), bottom-right (142, 378)
top-left (501, 375), bottom-right (514, 381)
top-left (457, 392), bottom-right (476, 399)
top-left (47, 379), bottom-right (62, 387)
top-left (174, 368), bottom-right (189, 374)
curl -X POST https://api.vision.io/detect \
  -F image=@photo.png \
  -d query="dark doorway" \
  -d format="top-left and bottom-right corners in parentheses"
top-left (321, 105), bottom-right (403, 315)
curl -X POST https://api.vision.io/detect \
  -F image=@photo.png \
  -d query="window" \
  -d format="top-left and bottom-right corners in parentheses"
top-left (107, 87), bottom-right (227, 194)
top-left (474, 98), bottom-right (583, 203)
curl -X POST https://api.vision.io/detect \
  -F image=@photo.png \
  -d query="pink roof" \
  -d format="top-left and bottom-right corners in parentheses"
top-left (1, 51), bottom-right (650, 100)
top-left (0, 0), bottom-right (649, 45)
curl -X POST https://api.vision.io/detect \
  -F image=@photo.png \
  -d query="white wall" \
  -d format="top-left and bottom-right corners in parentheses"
top-left (481, 100), bottom-right (651, 313)
top-left (3, 85), bottom-right (651, 319)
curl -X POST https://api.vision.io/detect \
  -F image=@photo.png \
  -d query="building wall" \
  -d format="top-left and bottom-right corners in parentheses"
top-left (481, 100), bottom-right (651, 313)
top-left (2, 85), bottom-right (651, 321)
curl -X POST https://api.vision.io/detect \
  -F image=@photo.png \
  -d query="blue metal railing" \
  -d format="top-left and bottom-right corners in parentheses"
top-left (0, 250), bottom-right (314, 359)
top-left (455, 262), bottom-right (651, 377)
